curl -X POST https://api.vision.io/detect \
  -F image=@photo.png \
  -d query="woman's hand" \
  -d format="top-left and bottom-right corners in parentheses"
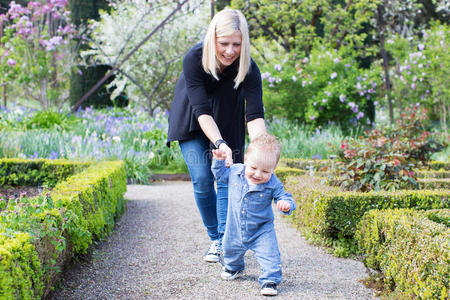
top-left (219, 143), bottom-right (233, 167)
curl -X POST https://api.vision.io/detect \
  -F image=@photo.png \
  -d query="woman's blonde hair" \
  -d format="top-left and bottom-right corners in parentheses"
top-left (202, 9), bottom-right (251, 89)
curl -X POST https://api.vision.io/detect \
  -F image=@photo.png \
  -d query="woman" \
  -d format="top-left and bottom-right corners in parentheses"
top-left (167, 8), bottom-right (266, 263)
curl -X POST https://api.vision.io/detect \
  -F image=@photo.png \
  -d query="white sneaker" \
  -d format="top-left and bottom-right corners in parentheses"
top-left (221, 267), bottom-right (243, 280)
top-left (203, 240), bottom-right (221, 263)
top-left (261, 282), bottom-right (277, 296)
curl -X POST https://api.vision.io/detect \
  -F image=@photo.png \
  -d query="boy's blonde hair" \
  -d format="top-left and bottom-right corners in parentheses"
top-left (202, 8), bottom-right (251, 89)
top-left (246, 133), bottom-right (282, 166)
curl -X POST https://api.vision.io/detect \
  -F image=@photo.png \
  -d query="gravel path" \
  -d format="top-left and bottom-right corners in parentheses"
top-left (48, 182), bottom-right (378, 300)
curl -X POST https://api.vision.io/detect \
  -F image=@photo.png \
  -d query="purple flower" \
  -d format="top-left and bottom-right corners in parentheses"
top-left (292, 75), bottom-right (297, 82)
top-left (7, 58), bottom-right (16, 66)
top-left (345, 64), bottom-right (351, 68)
top-left (322, 99), bottom-right (328, 103)
top-left (333, 58), bottom-right (340, 64)
top-left (274, 64), bottom-right (282, 72)
top-left (418, 44), bottom-right (425, 51)
top-left (356, 112), bottom-right (364, 120)
top-left (309, 115), bottom-right (316, 120)
top-left (330, 72), bottom-right (337, 79)
top-left (325, 91), bottom-right (331, 97)
top-left (268, 77), bottom-right (275, 83)
top-left (411, 83), bottom-right (416, 90)
top-left (48, 151), bottom-right (59, 160)
top-left (339, 94), bottom-right (346, 103)
top-left (261, 72), bottom-right (271, 80)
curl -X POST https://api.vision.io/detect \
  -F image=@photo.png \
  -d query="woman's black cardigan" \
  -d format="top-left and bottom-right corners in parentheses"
top-left (167, 42), bottom-right (264, 163)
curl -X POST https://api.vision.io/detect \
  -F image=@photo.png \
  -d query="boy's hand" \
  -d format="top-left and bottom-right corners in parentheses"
top-left (212, 148), bottom-right (227, 160)
top-left (277, 200), bottom-right (291, 213)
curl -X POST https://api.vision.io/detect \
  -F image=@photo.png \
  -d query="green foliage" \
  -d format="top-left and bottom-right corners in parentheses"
top-left (232, 0), bottom-right (380, 55)
top-left (0, 231), bottom-right (44, 299)
top-left (260, 45), bottom-right (383, 128)
top-left (82, 0), bottom-right (208, 114)
top-left (0, 158), bottom-right (89, 187)
top-left (387, 22), bottom-right (449, 122)
top-left (69, 65), bottom-right (128, 109)
top-left (421, 209), bottom-right (450, 227)
top-left (284, 175), bottom-right (449, 241)
top-left (274, 166), bottom-right (306, 182)
top-left (0, 159), bottom-right (127, 299)
top-left (355, 209), bottom-right (449, 299)
top-left (0, 1), bottom-right (78, 109)
top-left (332, 105), bottom-right (446, 191)
top-left (267, 119), bottom-right (351, 159)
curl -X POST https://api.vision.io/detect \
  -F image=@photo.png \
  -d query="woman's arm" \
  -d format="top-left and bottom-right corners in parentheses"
top-left (247, 118), bottom-right (266, 141)
top-left (198, 114), bottom-right (234, 166)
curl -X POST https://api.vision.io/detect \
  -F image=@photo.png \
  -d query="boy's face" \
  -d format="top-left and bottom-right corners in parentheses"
top-left (244, 151), bottom-right (276, 185)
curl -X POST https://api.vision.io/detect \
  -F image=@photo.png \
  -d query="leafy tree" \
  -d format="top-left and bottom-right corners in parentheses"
top-left (82, 0), bottom-right (209, 116)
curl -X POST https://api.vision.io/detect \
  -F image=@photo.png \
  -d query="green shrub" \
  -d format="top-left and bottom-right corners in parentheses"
top-left (429, 161), bottom-right (450, 171)
top-left (274, 166), bottom-right (306, 182)
top-left (332, 105), bottom-right (446, 191)
top-left (418, 178), bottom-right (450, 190)
top-left (0, 160), bottom-right (127, 299)
top-left (421, 209), bottom-right (450, 227)
top-left (0, 158), bottom-right (89, 187)
top-left (285, 175), bottom-right (449, 240)
top-left (416, 169), bottom-right (450, 178)
top-left (260, 44), bottom-right (382, 128)
top-left (355, 209), bottom-right (449, 299)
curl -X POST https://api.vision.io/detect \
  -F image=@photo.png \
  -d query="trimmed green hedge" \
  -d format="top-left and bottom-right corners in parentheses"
top-left (421, 209), bottom-right (450, 227)
top-left (428, 161), bottom-right (450, 171)
top-left (355, 209), bottom-right (449, 299)
top-left (0, 160), bottom-right (127, 299)
top-left (275, 166), bottom-right (306, 182)
top-left (415, 169), bottom-right (450, 179)
top-left (285, 176), bottom-right (449, 239)
top-left (0, 158), bottom-right (89, 187)
top-left (418, 178), bottom-right (450, 189)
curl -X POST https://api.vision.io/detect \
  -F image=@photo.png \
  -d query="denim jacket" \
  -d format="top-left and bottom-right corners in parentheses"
top-left (211, 159), bottom-right (296, 239)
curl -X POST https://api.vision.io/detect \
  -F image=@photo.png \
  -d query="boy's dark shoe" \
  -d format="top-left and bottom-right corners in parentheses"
top-left (261, 282), bottom-right (277, 296)
top-left (221, 267), bottom-right (242, 280)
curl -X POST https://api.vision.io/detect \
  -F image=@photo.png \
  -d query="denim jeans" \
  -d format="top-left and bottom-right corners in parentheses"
top-left (179, 136), bottom-right (228, 241)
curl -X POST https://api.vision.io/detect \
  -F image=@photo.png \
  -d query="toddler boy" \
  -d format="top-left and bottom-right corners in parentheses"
top-left (211, 133), bottom-right (296, 296)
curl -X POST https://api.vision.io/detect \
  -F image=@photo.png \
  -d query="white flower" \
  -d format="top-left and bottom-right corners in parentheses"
top-left (330, 72), bottom-right (337, 79)
top-left (112, 136), bottom-right (121, 143)
top-left (292, 75), bottom-right (297, 82)
top-left (148, 152), bottom-right (155, 160)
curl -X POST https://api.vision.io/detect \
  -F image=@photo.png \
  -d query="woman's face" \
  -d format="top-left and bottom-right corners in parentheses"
top-left (215, 31), bottom-right (242, 70)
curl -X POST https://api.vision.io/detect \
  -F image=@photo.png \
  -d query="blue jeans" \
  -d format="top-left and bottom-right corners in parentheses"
top-left (179, 136), bottom-right (228, 241)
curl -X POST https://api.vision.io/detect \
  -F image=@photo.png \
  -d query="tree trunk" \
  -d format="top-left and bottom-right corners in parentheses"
top-left (377, 3), bottom-right (393, 124)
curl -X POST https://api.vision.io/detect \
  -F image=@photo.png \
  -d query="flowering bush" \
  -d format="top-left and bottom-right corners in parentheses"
top-left (332, 105), bottom-right (446, 192)
top-left (261, 44), bottom-right (383, 129)
top-left (82, 0), bottom-right (208, 114)
top-left (0, 1), bottom-right (77, 109)
top-left (387, 22), bottom-right (449, 122)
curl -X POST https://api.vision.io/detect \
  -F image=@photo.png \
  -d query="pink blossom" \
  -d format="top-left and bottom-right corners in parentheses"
top-left (356, 112), bottom-right (364, 120)
top-left (7, 58), bottom-right (16, 66)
